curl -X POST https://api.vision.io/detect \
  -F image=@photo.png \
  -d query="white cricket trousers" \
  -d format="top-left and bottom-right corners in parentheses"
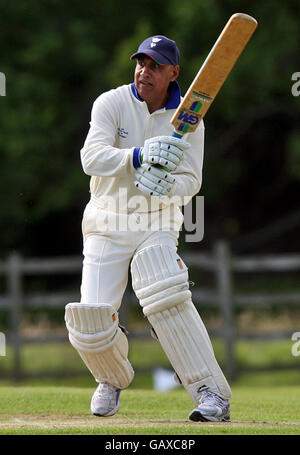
top-left (80, 199), bottom-right (183, 310)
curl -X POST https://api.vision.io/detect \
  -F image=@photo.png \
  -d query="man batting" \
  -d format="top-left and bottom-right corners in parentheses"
top-left (65, 35), bottom-right (232, 422)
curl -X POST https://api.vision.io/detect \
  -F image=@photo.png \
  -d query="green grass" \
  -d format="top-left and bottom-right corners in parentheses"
top-left (1, 337), bottom-right (300, 390)
top-left (0, 337), bottom-right (300, 434)
top-left (0, 386), bottom-right (299, 435)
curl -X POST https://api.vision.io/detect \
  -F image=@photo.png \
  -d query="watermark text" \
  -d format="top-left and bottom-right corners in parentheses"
top-left (291, 332), bottom-right (300, 357)
top-left (0, 72), bottom-right (5, 96)
top-left (89, 189), bottom-right (204, 242)
top-left (0, 332), bottom-right (5, 356)
top-left (291, 72), bottom-right (300, 97)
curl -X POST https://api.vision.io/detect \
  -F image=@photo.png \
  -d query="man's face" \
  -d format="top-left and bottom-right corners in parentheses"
top-left (134, 55), bottom-right (179, 109)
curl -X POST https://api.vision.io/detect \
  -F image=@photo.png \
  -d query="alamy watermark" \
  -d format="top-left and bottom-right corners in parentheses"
top-left (0, 72), bottom-right (5, 96)
top-left (291, 72), bottom-right (300, 97)
top-left (0, 332), bottom-right (5, 356)
top-left (90, 189), bottom-right (204, 242)
top-left (291, 332), bottom-right (300, 357)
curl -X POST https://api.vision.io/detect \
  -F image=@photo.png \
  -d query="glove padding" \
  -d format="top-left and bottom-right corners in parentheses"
top-left (140, 136), bottom-right (190, 171)
top-left (135, 163), bottom-right (176, 197)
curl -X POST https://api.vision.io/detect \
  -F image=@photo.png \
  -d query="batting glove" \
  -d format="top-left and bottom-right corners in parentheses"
top-left (133, 135), bottom-right (190, 172)
top-left (134, 163), bottom-right (176, 197)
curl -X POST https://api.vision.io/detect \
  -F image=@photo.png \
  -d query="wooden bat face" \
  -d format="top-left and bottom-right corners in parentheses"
top-left (171, 13), bottom-right (258, 137)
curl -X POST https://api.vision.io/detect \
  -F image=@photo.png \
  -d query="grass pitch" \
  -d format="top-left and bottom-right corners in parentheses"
top-left (0, 385), bottom-right (299, 435)
top-left (0, 337), bottom-right (300, 435)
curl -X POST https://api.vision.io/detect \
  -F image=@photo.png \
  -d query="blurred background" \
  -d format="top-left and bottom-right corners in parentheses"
top-left (0, 0), bottom-right (300, 389)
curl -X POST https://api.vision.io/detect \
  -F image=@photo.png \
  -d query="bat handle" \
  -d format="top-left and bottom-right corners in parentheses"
top-left (172, 131), bottom-right (183, 139)
top-left (154, 131), bottom-right (183, 172)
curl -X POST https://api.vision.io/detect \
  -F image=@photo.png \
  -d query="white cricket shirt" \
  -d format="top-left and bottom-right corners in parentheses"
top-left (80, 82), bottom-right (204, 213)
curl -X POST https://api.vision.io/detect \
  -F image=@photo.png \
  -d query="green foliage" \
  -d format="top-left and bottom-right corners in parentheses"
top-left (0, 0), bottom-right (299, 255)
top-left (287, 132), bottom-right (300, 179)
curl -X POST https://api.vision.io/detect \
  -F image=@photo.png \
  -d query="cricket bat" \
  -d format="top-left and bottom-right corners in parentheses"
top-left (171, 13), bottom-right (258, 138)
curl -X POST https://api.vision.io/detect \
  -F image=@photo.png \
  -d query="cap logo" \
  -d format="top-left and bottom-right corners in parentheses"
top-left (150, 37), bottom-right (162, 48)
top-left (131, 36), bottom-right (179, 66)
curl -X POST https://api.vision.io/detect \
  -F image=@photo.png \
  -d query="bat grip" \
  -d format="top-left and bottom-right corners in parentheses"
top-left (172, 131), bottom-right (183, 138)
top-left (154, 131), bottom-right (183, 172)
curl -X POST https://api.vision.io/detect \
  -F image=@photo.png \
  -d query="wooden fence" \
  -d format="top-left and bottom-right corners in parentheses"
top-left (0, 240), bottom-right (300, 381)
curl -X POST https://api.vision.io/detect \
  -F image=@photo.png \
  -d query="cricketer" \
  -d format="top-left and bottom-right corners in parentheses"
top-left (64, 35), bottom-right (232, 422)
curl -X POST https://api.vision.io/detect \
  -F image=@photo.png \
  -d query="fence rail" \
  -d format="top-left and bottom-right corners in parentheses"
top-left (0, 241), bottom-right (300, 381)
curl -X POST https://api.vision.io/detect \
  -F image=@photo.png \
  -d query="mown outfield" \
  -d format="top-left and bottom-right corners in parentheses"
top-left (0, 385), bottom-right (300, 435)
top-left (0, 338), bottom-right (300, 435)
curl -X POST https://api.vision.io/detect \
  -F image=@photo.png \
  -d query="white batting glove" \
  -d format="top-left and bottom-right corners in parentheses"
top-left (134, 163), bottom-right (176, 197)
top-left (137, 136), bottom-right (190, 172)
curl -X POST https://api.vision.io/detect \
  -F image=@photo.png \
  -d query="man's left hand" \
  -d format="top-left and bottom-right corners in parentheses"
top-left (138, 135), bottom-right (190, 172)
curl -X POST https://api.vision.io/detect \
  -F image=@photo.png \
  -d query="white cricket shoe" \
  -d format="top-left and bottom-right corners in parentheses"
top-left (189, 388), bottom-right (230, 422)
top-left (90, 381), bottom-right (121, 417)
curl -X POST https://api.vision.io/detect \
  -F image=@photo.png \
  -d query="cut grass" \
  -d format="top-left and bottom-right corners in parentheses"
top-left (0, 337), bottom-right (300, 434)
top-left (0, 386), bottom-right (299, 435)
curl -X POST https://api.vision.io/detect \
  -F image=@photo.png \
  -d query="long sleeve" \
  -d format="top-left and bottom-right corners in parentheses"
top-left (171, 122), bottom-right (204, 200)
top-left (80, 92), bottom-right (135, 178)
top-left (79, 84), bottom-right (205, 213)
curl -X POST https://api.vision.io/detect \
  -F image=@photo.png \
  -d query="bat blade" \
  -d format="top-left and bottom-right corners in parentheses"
top-left (171, 13), bottom-right (258, 137)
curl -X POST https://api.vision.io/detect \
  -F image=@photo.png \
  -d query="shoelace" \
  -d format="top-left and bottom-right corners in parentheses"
top-left (97, 382), bottom-right (111, 394)
top-left (199, 389), bottom-right (227, 408)
top-left (95, 382), bottom-right (117, 405)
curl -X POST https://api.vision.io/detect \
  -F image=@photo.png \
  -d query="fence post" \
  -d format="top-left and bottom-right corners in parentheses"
top-left (7, 252), bottom-right (23, 380)
top-left (214, 241), bottom-right (236, 380)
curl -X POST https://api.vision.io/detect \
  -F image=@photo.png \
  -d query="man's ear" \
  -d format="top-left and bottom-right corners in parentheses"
top-left (170, 65), bottom-right (180, 82)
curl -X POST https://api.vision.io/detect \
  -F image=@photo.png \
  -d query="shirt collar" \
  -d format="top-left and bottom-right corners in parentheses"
top-left (130, 81), bottom-right (181, 110)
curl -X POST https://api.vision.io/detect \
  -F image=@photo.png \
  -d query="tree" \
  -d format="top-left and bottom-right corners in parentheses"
top-left (0, 0), bottom-right (299, 256)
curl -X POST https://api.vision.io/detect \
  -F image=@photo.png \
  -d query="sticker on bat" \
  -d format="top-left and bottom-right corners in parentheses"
top-left (191, 91), bottom-right (212, 103)
top-left (177, 111), bottom-right (200, 125)
top-left (189, 101), bottom-right (202, 112)
top-left (178, 123), bottom-right (190, 133)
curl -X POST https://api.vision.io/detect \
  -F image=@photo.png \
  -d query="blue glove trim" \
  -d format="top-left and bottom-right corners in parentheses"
top-left (133, 147), bottom-right (141, 169)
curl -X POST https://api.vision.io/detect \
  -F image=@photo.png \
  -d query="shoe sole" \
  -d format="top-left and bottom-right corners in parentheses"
top-left (93, 411), bottom-right (117, 417)
top-left (92, 407), bottom-right (119, 417)
top-left (189, 409), bottom-right (230, 423)
top-left (91, 401), bottom-right (120, 417)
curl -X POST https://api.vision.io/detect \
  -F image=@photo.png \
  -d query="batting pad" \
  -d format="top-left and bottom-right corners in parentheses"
top-left (131, 245), bottom-right (232, 404)
top-left (65, 303), bottom-right (134, 389)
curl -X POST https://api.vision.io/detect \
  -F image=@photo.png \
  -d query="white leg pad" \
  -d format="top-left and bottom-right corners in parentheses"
top-left (65, 302), bottom-right (134, 389)
top-left (131, 245), bottom-right (232, 405)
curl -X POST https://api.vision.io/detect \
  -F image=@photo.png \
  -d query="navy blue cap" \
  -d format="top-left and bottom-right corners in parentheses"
top-left (130, 35), bottom-right (180, 66)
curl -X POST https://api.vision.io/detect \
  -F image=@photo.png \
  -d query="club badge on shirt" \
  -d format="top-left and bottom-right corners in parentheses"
top-left (117, 127), bottom-right (128, 139)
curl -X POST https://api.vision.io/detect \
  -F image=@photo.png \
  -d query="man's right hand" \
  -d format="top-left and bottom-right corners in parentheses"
top-left (134, 135), bottom-right (190, 172)
top-left (134, 163), bottom-right (176, 197)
